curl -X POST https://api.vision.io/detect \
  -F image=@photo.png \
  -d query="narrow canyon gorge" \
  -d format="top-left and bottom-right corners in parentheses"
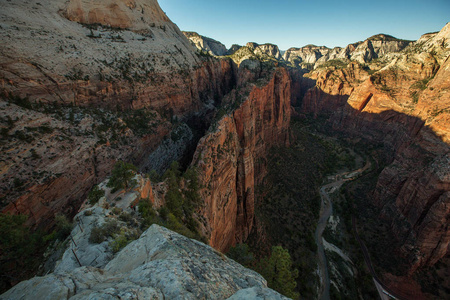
top-left (0, 0), bottom-right (448, 299)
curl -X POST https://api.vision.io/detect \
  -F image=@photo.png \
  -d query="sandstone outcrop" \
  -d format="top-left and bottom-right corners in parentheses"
top-left (0, 99), bottom-right (171, 229)
top-left (183, 31), bottom-right (228, 56)
top-left (0, 0), bottom-right (236, 231)
top-left (0, 0), bottom-right (235, 114)
top-left (253, 43), bottom-right (283, 60)
top-left (192, 68), bottom-right (291, 252)
top-left (1, 224), bottom-right (288, 300)
top-left (62, 0), bottom-right (172, 33)
top-left (299, 23), bottom-right (450, 276)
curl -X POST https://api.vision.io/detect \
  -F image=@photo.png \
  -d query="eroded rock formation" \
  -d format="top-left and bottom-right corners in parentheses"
top-left (284, 34), bottom-right (412, 68)
top-left (183, 31), bottom-right (228, 56)
top-left (192, 68), bottom-right (291, 252)
top-left (0, 0), bottom-right (235, 230)
top-left (299, 23), bottom-right (450, 275)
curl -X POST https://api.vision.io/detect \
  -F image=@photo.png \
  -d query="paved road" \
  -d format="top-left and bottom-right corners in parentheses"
top-left (315, 160), bottom-right (371, 300)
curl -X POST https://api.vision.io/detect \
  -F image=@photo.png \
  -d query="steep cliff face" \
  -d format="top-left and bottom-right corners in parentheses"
top-left (0, 100), bottom-right (171, 229)
top-left (0, 0), bottom-right (236, 230)
top-left (183, 31), bottom-right (228, 56)
top-left (0, 0), bottom-right (234, 114)
top-left (253, 44), bottom-right (283, 60)
top-left (299, 24), bottom-right (450, 274)
top-left (284, 45), bottom-right (334, 66)
top-left (192, 68), bottom-right (291, 252)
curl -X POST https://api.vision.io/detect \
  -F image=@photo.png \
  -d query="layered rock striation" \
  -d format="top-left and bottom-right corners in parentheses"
top-left (192, 68), bottom-right (291, 252)
top-left (0, 0), bottom-right (234, 113)
top-left (299, 23), bottom-right (450, 274)
top-left (0, 0), bottom-right (235, 229)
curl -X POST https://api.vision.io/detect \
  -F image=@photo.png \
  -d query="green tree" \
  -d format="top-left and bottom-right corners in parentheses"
top-left (107, 161), bottom-right (137, 192)
top-left (227, 243), bottom-right (255, 267)
top-left (258, 246), bottom-right (299, 299)
top-left (88, 184), bottom-right (105, 204)
top-left (54, 213), bottom-right (73, 240)
top-left (163, 161), bottom-right (184, 218)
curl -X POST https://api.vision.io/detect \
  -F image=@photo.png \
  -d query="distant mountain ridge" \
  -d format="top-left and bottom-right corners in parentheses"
top-left (185, 31), bottom-right (413, 68)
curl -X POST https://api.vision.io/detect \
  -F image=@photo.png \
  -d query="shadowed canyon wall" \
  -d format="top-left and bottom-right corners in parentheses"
top-left (298, 24), bottom-right (450, 274)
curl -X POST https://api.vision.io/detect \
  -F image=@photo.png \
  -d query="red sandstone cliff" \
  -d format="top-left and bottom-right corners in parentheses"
top-left (299, 24), bottom-right (450, 276)
top-left (0, 0), bottom-right (235, 230)
top-left (192, 68), bottom-right (291, 252)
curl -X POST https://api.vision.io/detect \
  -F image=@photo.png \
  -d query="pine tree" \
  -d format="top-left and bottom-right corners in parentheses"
top-left (107, 161), bottom-right (137, 192)
top-left (258, 246), bottom-right (299, 299)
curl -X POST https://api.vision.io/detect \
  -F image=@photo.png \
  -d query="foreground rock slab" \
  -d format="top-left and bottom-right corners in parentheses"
top-left (1, 225), bottom-right (288, 300)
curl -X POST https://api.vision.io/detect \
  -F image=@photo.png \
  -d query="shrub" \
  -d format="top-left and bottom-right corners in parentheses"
top-left (257, 246), bottom-right (299, 299)
top-left (54, 214), bottom-right (73, 240)
top-left (107, 161), bottom-right (137, 193)
top-left (110, 233), bottom-right (129, 253)
top-left (88, 185), bottom-right (105, 205)
top-left (158, 206), bottom-right (169, 220)
top-left (227, 243), bottom-right (255, 267)
top-left (119, 212), bottom-right (132, 223)
top-left (138, 198), bottom-right (157, 228)
top-left (89, 227), bottom-right (106, 244)
top-left (88, 220), bottom-right (120, 244)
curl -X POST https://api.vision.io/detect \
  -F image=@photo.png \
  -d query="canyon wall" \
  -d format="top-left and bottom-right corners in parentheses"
top-left (299, 24), bottom-right (450, 273)
top-left (0, 0), bottom-right (235, 114)
top-left (192, 68), bottom-right (291, 252)
top-left (0, 0), bottom-right (236, 230)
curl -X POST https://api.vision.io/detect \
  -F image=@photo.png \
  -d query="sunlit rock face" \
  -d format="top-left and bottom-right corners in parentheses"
top-left (300, 23), bottom-right (450, 273)
top-left (193, 68), bottom-right (292, 252)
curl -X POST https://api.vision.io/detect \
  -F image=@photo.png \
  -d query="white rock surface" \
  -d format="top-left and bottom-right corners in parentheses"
top-left (1, 225), bottom-right (289, 300)
top-left (183, 31), bottom-right (228, 56)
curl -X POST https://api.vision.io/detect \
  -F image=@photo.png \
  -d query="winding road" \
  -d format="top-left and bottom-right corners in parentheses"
top-left (315, 161), bottom-right (371, 300)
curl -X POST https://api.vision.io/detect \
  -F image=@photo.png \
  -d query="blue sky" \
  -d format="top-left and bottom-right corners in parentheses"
top-left (158, 0), bottom-right (450, 50)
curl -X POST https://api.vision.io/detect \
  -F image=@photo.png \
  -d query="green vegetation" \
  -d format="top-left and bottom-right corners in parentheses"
top-left (88, 184), bottom-right (105, 205)
top-left (227, 243), bottom-right (254, 268)
top-left (227, 244), bottom-right (299, 299)
top-left (246, 118), bottom-right (350, 298)
top-left (257, 246), bottom-right (299, 299)
top-left (138, 163), bottom-right (205, 242)
top-left (54, 214), bottom-right (73, 240)
top-left (107, 161), bottom-right (137, 193)
top-left (317, 59), bottom-right (348, 69)
top-left (89, 219), bottom-right (121, 244)
top-left (89, 216), bottom-right (140, 254)
top-left (411, 75), bottom-right (435, 91)
top-left (0, 213), bottom-right (72, 293)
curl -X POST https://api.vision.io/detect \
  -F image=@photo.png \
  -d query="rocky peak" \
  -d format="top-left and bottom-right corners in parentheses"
top-left (246, 42), bottom-right (260, 50)
top-left (228, 44), bottom-right (242, 55)
top-left (183, 31), bottom-right (228, 56)
top-left (254, 43), bottom-right (283, 60)
top-left (367, 34), bottom-right (404, 41)
top-left (284, 33), bottom-right (412, 68)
